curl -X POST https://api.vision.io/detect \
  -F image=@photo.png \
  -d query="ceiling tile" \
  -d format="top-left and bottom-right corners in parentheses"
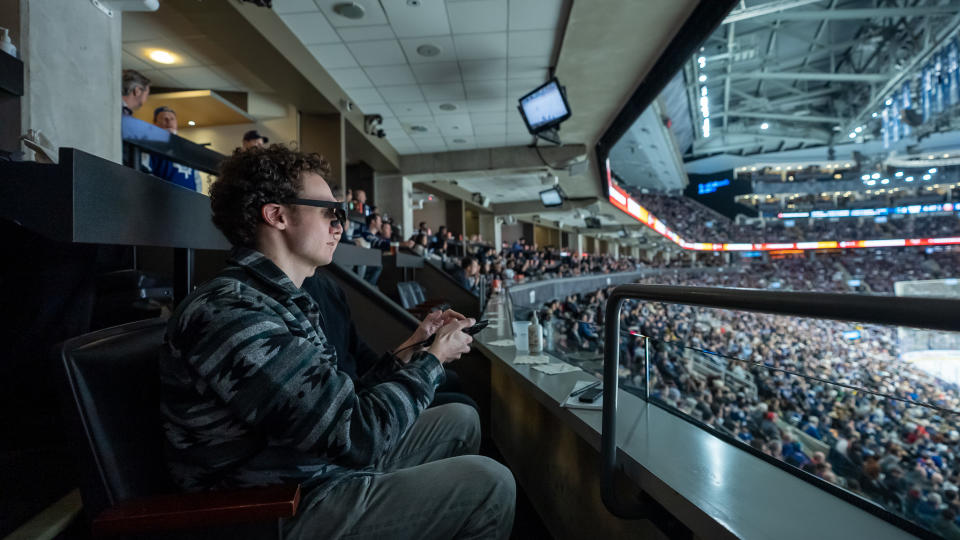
top-left (348, 87), bottom-right (385, 105)
top-left (272, 0), bottom-right (319, 14)
top-left (459, 59), bottom-right (507, 81)
top-left (380, 0), bottom-right (451, 38)
top-left (337, 25), bottom-right (396, 42)
top-left (398, 36), bottom-right (458, 64)
top-left (473, 123), bottom-right (505, 135)
top-left (427, 100), bottom-right (469, 115)
top-left (347, 40), bottom-right (408, 67)
top-left (318, 0), bottom-right (390, 27)
top-left (378, 84), bottom-right (425, 103)
top-left (475, 135), bottom-right (506, 148)
top-left (420, 82), bottom-right (465, 101)
top-left (470, 111), bottom-right (506, 125)
top-left (404, 121), bottom-right (442, 139)
top-left (447, 0), bottom-right (508, 34)
top-left (454, 33), bottom-right (507, 60)
top-left (391, 101), bottom-right (433, 117)
top-left (411, 62), bottom-right (462, 84)
top-left (121, 14), bottom-right (165, 42)
top-left (308, 43), bottom-right (358, 69)
top-left (508, 30), bottom-right (556, 58)
top-left (508, 0), bottom-right (564, 31)
top-left (328, 67), bottom-right (374, 88)
top-left (467, 99), bottom-right (507, 112)
top-left (506, 134), bottom-right (535, 145)
top-left (162, 66), bottom-right (234, 90)
top-left (364, 65), bottom-right (417, 85)
top-left (138, 69), bottom-right (183, 89)
top-left (508, 78), bottom-right (546, 98)
top-left (508, 56), bottom-right (550, 78)
top-left (436, 113), bottom-right (472, 130)
top-left (416, 138), bottom-right (448, 151)
top-left (464, 79), bottom-right (506, 100)
top-left (444, 137), bottom-right (475, 149)
top-left (360, 103), bottom-right (395, 118)
top-left (122, 51), bottom-right (152, 71)
top-left (280, 12), bottom-right (340, 45)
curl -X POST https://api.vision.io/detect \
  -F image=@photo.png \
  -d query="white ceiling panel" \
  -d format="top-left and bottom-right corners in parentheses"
top-left (364, 65), bottom-right (417, 85)
top-left (468, 99), bottom-right (507, 112)
top-left (349, 87), bottom-right (385, 105)
top-left (470, 111), bottom-right (507, 124)
top-left (508, 77), bottom-right (545, 98)
top-left (412, 62), bottom-right (463, 84)
top-left (308, 43), bottom-right (358, 69)
top-left (361, 103), bottom-right (396, 118)
top-left (163, 66), bottom-right (235, 90)
top-left (138, 69), bottom-right (183, 88)
top-left (124, 40), bottom-right (204, 69)
top-left (473, 123), bottom-right (506, 135)
top-left (508, 30), bottom-right (556, 58)
top-left (459, 58), bottom-right (507, 81)
top-left (447, 0), bottom-right (508, 34)
top-left (399, 36), bottom-right (457, 64)
top-left (318, 0), bottom-right (390, 27)
top-left (328, 67), bottom-right (374, 88)
top-left (445, 137), bottom-right (476, 149)
top-left (464, 79), bottom-right (507, 100)
top-left (507, 134), bottom-right (534, 145)
top-left (391, 101), bottom-right (433, 117)
top-left (272, 0), bottom-right (319, 14)
top-left (420, 82), bottom-right (465, 101)
top-left (508, 56), bottom-right (550, 78)
top-left (280, 12), bottom-right (339, 45)
top-left (337, 25), bottom-right (396, 42)
top-left (347, 40), bottom-right (408, 67)
top-left (475, 135), bottom-right (507, 147)
top-left (122, 51), bottom-right (152, 71)
top-left (508, 0), bottom-right (564, 31)
top-left (379, 84), bottom-right (426, 103)
top-left (454, 33), bottom-right (508, 60)
top-left (380, 0), bottom-right (451, 38)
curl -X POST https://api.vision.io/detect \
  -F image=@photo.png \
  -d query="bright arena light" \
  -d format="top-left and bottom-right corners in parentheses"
top-left (895, 171), bottom-right (904, 177)
top-left (147, 49), bottom-right (178, 64)
top-left (923, 174), bottom-right (932, 180)
top-left (760, 122), bottom-right (769, 130)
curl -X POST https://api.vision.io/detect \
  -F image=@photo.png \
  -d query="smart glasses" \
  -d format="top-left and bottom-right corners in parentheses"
top-left (288, 198), bottom-right (347, 228)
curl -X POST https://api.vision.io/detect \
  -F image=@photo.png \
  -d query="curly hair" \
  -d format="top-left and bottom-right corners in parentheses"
top-left (210, 144), bottom-right (332, 248)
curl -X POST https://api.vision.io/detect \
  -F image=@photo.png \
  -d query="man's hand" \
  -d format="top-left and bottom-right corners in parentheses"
top-left (427, 318), bottom-right (475, 364)
top-left (393, 309), bottom-right (468, 363)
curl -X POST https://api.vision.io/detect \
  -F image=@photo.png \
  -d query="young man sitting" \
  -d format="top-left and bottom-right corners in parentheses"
top-left (160, 145), bottom-right (515, 539)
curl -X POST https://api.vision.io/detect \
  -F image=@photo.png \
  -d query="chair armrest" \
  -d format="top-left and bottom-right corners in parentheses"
top-left (93, 484), bottom-right (301, 537)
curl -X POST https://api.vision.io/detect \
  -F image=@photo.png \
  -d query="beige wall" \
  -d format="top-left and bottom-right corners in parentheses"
top-left (413, 196), bottom-right (447, 234)
top-left (177, 103), bottom-right (299, 156)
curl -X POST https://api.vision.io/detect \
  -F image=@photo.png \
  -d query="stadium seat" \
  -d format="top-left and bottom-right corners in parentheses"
top-left (58, 318), bottom-right (300, 538)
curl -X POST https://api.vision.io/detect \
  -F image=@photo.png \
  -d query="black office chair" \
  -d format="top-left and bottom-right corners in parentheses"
top-left (58, 318), bottom-right (300, 539)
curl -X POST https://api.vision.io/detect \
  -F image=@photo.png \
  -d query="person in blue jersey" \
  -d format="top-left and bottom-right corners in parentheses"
top-left (160, 144), bottom-right (515, 540)
top-left (141, 106), bottom-right (202, 192)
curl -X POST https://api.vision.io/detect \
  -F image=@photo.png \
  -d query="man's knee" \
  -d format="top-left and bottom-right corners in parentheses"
top-left (436, 402), bottom-right (481, 453)
top-left (459, 456), bottom-right (516, 534)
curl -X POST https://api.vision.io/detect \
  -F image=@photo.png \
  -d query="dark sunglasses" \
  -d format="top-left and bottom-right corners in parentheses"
top-left (287, 198), bottom-right (347, 228)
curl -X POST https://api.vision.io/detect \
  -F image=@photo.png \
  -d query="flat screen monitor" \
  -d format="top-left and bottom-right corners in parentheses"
top-left (539, 187), bottom-right (564, 207)
top-left (584, 216), bottom-right (602, 229)
top-left (518, 78), bottom-right (572, 134)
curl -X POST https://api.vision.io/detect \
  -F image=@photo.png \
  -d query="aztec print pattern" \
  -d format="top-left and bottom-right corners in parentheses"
top-left (160, 248), bottom-right (444, 510)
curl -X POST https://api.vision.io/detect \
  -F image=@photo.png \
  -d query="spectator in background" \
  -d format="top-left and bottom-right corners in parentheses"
top-left (121, 69), bottom-right (150, 116)
top-left (142, 106), bottom-right (202, 192)
top-left (353, 189), bottom-right (371, 216)
top-left (453, 256), bottom-right (481, 296)
top-left (241, 129), bottom-right (268, 150)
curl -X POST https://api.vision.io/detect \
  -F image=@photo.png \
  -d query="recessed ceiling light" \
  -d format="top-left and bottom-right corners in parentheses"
top-left (410, 125), bottom-right (428, 133)
top-left (417, 44), bottom-right (442, 57)
top-left (452, 138), bottom-right (467, 143)
top-left (147, 49), bottom-right (178, 64)
top-left (438, 103), bottom-right (457, 111)
top-left (187, 120), bottom-right (196, 126)
top-left (333, 2), bottom-right (365, 19)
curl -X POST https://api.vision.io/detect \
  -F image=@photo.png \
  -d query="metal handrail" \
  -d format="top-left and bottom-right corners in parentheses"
top-left (601, 284), bottom-right (960, 520)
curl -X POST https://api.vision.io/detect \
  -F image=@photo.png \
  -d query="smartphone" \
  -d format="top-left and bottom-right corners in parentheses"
top-left (463, 320), bottom-right (489, 335)
top-left (578, 387), bottom-right (603, 403)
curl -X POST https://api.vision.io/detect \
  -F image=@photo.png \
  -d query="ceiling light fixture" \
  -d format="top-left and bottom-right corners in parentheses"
top-left (187, 120), bottom-right (196, 126)
top-left (409, 125), bottom-right (428, 133)
top-left (760, 122), bottom-right (769, 130)
top-left (438, 103), bottom-right (457, 111)
top-left (416, 44), bottom-right (442, 57)
top-left (333, 2), bottom-right (365, 20)
top-left (147, 49), bottom-right (178, 64)
top-left (452, 138), bottom-right (467, 143)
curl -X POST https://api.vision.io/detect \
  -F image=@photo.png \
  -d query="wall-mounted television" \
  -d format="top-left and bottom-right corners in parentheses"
top-left (518, 78), bottom-right (572, 134)
top-left (539, 187), bottom-right (564, 207)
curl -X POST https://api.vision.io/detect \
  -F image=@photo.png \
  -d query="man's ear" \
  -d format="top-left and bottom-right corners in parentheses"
top-left (261, 203), bottom-right (288, 231)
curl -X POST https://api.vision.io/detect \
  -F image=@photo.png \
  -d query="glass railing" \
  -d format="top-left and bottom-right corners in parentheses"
top-left (525, 284), bottom-right (960, 538)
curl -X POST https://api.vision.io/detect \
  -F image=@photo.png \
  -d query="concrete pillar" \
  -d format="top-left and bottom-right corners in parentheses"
top-left (4, 0), bottom-right (122, 162)
top-left (300, 113), bottom-right (345, 196)
top-left (479, 213), bottom-right (498, 248)
top-left (373, 173), bottom-right (412, 239)
top-left (610, 243), bottom-right (619, 258)
top-left (575, 234), bottom-right (584, 255)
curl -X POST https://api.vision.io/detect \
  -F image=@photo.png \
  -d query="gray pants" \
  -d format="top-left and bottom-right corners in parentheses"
top-left (284, 403), bottom-right (516, 540)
